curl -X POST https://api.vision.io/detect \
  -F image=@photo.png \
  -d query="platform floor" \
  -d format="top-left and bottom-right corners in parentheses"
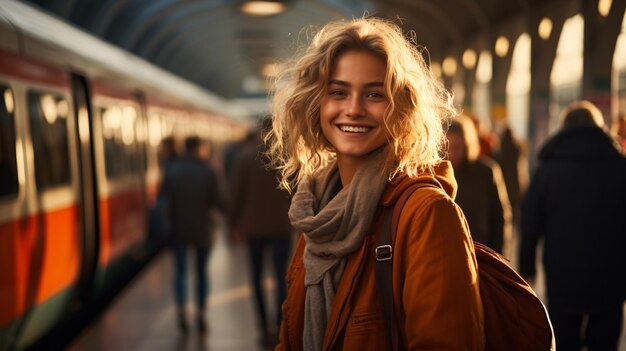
top-left (68, 230), bottom-right (626, 351)
top-left (68, 230), bottom-right (283, 351)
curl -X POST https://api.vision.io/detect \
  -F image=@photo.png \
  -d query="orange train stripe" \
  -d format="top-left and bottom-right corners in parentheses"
top-left (0, 187), bottom-right (149, 327)
top-left (0, 205), bottom-right (80, 327)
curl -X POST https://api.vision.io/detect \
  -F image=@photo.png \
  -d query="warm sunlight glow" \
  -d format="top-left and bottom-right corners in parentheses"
top-left (551, 15), bottom-right (584, 87)
top-left (506, 33), bottom-right (531, 138)
top-left (476, 51), bottom-right (492, 84)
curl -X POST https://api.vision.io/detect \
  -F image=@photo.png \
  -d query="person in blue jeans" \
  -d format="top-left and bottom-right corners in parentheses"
top-left (229, 121), bottom-right (293, 347)
top-left (160, 136), bottom-right (222, 333)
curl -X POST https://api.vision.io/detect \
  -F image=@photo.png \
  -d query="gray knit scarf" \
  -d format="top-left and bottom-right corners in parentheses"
top-left (288, 147), bottom-right (389, 351)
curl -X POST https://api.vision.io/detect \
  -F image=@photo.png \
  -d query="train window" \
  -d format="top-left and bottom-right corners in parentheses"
top-left (28, 91), bottom-right (72, 190)
top-left (100, 104), bottom-right (139, 179)
top-left (0, 86), bottom-right (19, 197)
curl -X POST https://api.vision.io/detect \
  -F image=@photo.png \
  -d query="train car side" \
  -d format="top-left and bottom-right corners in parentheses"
top-left (0, 2), bottom-right (248, 350)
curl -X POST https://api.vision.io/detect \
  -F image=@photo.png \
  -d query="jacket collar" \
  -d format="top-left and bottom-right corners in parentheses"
top-left (380, 161), bottom-right (457, 205)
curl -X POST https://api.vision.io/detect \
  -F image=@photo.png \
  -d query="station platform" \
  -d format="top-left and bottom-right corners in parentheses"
top-left (66, 229), bottom-right (626, 351)
top-left (67, 229), bottom-right (283, 351)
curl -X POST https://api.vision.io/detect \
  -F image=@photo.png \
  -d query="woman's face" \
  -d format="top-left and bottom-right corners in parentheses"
top-left (320, 50), bottom-right (389, 166)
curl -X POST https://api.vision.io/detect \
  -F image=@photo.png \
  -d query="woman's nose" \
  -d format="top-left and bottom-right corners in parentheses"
top-left (346, 95), bottom-right (365, 117)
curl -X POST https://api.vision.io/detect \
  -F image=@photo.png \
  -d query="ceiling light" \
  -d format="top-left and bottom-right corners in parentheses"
top-left (598, 0), bottom-right (612, 17)
top-left (241, 1), bottom-right (286, 16)
top-left (495, 36), bottom-right (509, 58)
top-left (538, 17), bottom-right (553, 40)
top-left (462, 49), bottom-right (477, 69)
top-left (442, 56), bottom-right (457, 77)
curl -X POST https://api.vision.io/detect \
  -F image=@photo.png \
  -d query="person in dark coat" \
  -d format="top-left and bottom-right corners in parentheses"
top-left (160, 136), bottom-right (222, 333)
top-left (446, 114), bottom-right (512, 254)
top-left (494, 126), bottom-right (523, 227)
top-left (520, 100), bottom-right (626, 351)
top-left (228, 119), bottom-right (293, 347)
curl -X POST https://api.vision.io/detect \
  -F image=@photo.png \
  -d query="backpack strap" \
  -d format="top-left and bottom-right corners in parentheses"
top-left (375, 207), bottom-right (397, 351)
top-left (375, 183), bottom-right (435, 351)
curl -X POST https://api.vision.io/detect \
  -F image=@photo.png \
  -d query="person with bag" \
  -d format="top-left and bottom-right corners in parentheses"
top-left (267, 17), bottom-right (484, 350)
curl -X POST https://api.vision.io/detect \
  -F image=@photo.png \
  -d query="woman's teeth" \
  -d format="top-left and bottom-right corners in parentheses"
top-left (339, 125), bottom-right (370, 133)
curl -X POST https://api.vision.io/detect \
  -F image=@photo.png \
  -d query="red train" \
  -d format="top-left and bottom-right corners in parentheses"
top-left (0, 2), bottom-right (248, 350)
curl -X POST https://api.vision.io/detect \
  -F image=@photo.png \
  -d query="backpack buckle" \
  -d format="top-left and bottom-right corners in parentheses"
top-left (375, 245), bottom-right (393, 261)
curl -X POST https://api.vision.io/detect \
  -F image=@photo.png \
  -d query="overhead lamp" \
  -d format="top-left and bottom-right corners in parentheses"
top-left (494, 36), bottom-right (509, 58)
top-left (240, 1), bottom-right (287, 16)
top-left (462, 49), bottom-right (477, 70)
top-left (598, 0), bottom-right (612, 17)
top-left (538, 17), bottom-right (553, 40)
top-left (442, 56), bottom-right (457, 77)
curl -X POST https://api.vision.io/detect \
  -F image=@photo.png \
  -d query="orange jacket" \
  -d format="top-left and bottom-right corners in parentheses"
top-left (277, 162), bottom-right (485, 351)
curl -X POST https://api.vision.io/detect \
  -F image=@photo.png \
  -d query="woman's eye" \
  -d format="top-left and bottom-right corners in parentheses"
top-left (329, 90), bottom-right (346, 97)
top-left (366, 92), bottom-right (385, 100)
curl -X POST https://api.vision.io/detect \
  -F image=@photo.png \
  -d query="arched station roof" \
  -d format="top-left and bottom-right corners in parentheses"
top-left (25, 0), bottom-right (553, 99)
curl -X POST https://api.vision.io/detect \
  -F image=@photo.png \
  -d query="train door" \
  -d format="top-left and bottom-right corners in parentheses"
top-left (69, 74), bottom-right (99, 307)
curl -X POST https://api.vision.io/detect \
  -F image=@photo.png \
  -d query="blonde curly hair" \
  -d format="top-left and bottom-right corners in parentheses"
top-left (267, 17), bottom-right (457, 192)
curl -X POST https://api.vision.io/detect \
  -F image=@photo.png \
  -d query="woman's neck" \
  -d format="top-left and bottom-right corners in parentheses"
top-left (336, 155), bottom-right (361, 187)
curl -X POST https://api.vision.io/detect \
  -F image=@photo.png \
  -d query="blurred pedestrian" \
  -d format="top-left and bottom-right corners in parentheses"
top-left (469, 114), bottom-right (498, 158)
top-left (158, 136), bottom-right (178, 170)
top-left (446, 114), bottom-right (512, 254)
top-left (494, 126), bottom-right (522, 225)
top-left (223, 129), bottom-right (255, 182)
top-left (160, 136), bottom-right (222, 333)
top-left (269, 18), bottom-right (484, 350)
top-left (520, 100), bottom-right (626, 350)
top-left (228, 119), bottom-right (293, 348)
top-left (149, 136), bottom-right (180, 241)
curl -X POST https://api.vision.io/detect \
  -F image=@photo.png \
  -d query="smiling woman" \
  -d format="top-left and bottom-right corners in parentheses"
top-left (267, 17), bottom-right (485, 351)
top-left (320, 50), bottom-right (389, 185)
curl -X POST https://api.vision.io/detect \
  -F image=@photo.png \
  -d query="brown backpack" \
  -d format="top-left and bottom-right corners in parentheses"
top-left (374, 183), bottom-right (555, 350)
